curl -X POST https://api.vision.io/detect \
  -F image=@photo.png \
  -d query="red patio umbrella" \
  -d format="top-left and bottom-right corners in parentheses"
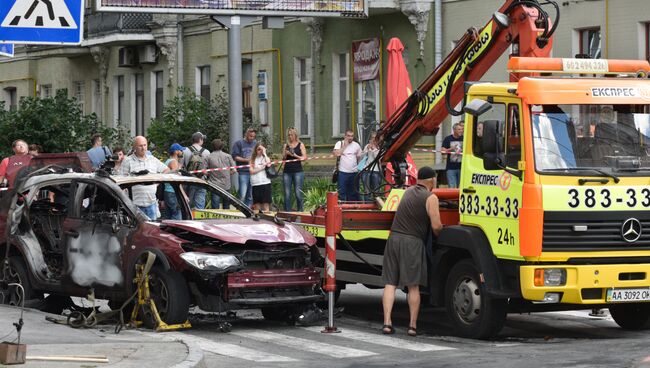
top-left (384, 37), bottom-right (418, 186)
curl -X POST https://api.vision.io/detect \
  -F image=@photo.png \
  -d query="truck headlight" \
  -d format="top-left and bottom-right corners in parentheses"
top-left (534, 268), bottom-right (567, 286)
top-left (180, 252), bottom-right (241, 271)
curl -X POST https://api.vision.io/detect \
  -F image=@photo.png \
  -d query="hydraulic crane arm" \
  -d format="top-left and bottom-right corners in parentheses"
top-left (376, 0), bottom-right (559, 180)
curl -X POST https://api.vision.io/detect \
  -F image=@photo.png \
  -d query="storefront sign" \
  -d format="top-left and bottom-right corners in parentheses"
top-left (352, 38), bottom-right (380, 82)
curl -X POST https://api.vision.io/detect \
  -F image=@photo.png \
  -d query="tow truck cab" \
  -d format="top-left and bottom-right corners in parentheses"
top-left (458, 58), bottom-right (650, 323)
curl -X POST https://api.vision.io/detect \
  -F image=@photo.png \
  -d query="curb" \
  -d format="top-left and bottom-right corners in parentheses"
top-left (170, 337), bottom-right (205, 368)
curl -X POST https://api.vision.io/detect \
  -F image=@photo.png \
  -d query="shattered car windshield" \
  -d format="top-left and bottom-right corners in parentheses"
top-left (531, 104), bottom-right (650, 173)
top-left (118, 179), bottom-right (251, 220)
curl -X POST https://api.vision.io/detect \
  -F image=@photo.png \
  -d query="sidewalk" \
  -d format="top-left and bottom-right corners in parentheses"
top-left (0, 305), bottom-right (204, 368)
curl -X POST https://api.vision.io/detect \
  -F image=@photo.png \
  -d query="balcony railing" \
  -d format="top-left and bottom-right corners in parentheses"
top-left (85, 12), bottom-right (153, 38)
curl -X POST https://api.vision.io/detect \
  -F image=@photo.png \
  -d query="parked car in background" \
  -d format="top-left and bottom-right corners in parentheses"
top-left (0, 168), bottom-right (321, 325)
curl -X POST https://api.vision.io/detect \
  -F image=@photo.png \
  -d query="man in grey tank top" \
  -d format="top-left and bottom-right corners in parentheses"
top-left (381, 166), bottom-right (442, 337)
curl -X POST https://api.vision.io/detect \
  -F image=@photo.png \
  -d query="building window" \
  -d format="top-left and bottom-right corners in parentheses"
top-left (153, 71), bottom-right (164, 119)
top-left (242, 59), bottom-right (252, 121)
top-left (114, 75), bottom-right (125, 124)
top-left (4, 87), bottom-right (17, 111)
top-left (646, 22), bottom-right (650, 62)
top-left (294, 57), bottom-right (312, 136)
top-left (196, 66), bottom-right (211, 100)
top-left (579, 28), bottom-right (601, 59)
top-left (135, 73), bottom-right (145, 135)
top-left (92, 79), bottom-right (101, 119)
top-left (41, 84), bottom-right (52, 99)
top-left (332, 53), bottom-right (350, 137)
top-left (73, 81), bottom-right (85, 112)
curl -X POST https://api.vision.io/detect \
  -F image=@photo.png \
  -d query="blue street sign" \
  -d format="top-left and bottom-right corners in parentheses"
top-left (0, 43), bottom-right (14, 57)
top-left (0, 0), bottom-right (83, 44)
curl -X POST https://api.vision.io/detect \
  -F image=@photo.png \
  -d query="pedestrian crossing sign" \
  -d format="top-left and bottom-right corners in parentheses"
top-left (0, 43), bottom-right (14, 57)
top-left (0, 0), bottom-right (83, 44)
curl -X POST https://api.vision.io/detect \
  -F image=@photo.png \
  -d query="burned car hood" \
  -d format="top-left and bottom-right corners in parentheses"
top-left (160, 219), bottom-right (316, 245)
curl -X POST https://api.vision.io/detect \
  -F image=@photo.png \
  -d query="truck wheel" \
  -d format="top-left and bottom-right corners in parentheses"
top-left (609, 303), bottom-right (650, 330)
top-left (0, 257), bottom-right (39, 306)
top-left (445, 259), bottom-right (507, 339)
top-left (141, 267), bottom-right (190, 328)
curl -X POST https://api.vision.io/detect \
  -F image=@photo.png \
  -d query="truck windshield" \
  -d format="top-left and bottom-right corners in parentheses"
top-left (531, 104), bottom-right (650, 173)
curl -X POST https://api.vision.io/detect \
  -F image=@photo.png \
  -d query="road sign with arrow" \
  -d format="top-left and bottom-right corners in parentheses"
top-left (0, 0), bottom-right (83, 44)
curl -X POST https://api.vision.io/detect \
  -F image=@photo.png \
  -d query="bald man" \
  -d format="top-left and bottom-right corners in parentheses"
top-left (119, 136), bottom-right (169, 220)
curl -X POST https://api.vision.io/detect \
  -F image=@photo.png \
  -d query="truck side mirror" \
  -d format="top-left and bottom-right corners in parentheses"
top-left (463, 99), bottom-right (492, 116)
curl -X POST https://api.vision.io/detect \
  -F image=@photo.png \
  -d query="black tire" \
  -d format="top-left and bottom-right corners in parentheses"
top-left (141, 267), bottom-right (190, 329)
top-left (0, 256), bottom-right (39, 306)
top-left (609, 303), bottom-right (650, 330)
top-left (444, 259), bottom-right (507, 339)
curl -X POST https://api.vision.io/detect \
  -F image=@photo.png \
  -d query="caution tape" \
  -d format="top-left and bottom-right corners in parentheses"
top-left (411, 147), bottom-right (463, 155)
top-left (188, 154), bottom-right (337, 175)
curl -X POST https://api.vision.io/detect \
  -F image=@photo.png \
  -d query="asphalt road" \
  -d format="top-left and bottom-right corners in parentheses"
top-left (156, 284), bottom-right (650, 368)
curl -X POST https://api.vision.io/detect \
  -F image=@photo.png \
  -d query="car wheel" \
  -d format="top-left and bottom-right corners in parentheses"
top-left (445, 259), bottom-right (507, 339)
top-left (610, 303), bottom-right (650, 330)
top-left (141, 267), bottom-right (190, 329)
top-left (0, 257), bottom-right (39, 306)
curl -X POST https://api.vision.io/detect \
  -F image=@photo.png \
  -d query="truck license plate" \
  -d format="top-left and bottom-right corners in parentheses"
top-left (606, 288), bottom-right (650, 302)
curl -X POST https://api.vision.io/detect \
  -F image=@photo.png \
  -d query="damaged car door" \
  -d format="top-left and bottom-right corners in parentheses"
top-left (61, 180), bottom-right (134, 292)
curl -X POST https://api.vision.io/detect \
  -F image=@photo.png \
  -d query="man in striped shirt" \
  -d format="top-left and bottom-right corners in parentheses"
top-left (119, 136), bottom-right (169, 219)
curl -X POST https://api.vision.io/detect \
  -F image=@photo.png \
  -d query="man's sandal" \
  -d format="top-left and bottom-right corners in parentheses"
top-left (407, 326), bottom-right (417, 337)
top-left (382, 325), bottom-right (395, 334)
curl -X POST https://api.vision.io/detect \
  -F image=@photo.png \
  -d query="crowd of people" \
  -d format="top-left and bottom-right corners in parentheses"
top-left (2, 124), bottom-right (464, 218)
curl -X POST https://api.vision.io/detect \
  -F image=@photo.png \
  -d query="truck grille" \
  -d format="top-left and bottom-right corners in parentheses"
top-left (543, 211), bottom-right (650, 251)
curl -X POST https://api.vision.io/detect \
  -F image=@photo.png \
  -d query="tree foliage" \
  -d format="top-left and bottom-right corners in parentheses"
top-left (148, 87), bottom-right (230, 156)
top-left (0, 89), bottom-right (128, 157)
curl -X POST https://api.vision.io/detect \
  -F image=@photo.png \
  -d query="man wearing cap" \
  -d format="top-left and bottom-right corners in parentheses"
top-left (182, 132), bottom-right (210, 209)
top-left (381, 166), bottom-right (443, 337)
top-left (231, 127), bottom-right (257, 207)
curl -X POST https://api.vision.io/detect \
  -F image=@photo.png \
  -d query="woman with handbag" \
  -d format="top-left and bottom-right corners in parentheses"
top-left (282, 127), bottom-right (307, 211)
top-left (249, 143), bottom-right (272, 212)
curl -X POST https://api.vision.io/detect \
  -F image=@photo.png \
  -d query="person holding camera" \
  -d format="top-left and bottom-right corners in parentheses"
top-left (119, 136), bottom-right (169, 220)
top-left (162, 143), bottom-right (185, 219)
top-left (87, 133), bottom-right (113, 170)
top-left (282, 127), bottom-right (307, 212)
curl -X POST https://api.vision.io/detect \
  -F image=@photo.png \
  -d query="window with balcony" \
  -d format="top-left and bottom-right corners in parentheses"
top-left (196, 66), bottom-right (211, 101)
top-left (579, 28), bottom-right (601, 59)
top-left (332, 53), bottom-right (350, 137)
top-left (134, 73), bottom-right (145, 135)
top-left (294, 57), bottom-right (312, 136)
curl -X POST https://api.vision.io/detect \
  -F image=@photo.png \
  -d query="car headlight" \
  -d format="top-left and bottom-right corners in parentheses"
top-left (180, 252), bottom-right (241, 271)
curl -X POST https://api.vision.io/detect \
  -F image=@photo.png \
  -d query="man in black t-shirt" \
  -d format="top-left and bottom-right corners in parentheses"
top-left (441, 122), bottom-right (464, 188)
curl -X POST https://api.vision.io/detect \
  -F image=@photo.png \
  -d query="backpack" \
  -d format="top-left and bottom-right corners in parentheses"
top-left (187, 146), bottom-right (206, 175)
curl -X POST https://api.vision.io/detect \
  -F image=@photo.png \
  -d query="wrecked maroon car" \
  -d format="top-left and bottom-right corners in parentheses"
top-left (0, 169), bottom-right (321, 325)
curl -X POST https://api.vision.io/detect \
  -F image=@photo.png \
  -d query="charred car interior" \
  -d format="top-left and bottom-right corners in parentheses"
top-left (0, 168), bottom-right (322, 327)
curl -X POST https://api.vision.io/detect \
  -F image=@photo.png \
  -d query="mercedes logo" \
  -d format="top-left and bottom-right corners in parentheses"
top-left (621, 218), bottom-right (642, 243)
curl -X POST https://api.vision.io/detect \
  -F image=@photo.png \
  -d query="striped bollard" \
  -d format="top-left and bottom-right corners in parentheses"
top-left (322, 192), bottom-right (342, 333)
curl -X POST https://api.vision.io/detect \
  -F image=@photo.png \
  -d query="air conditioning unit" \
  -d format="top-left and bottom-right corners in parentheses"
top-left (138, 45), bottom-right (157, 64)
top-left (118, 47), bottom-right (137, 67)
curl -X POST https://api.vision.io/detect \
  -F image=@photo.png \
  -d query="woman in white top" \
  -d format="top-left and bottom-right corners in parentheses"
top-left (249, 142), bottom-right (272, 212)
top-left (360, 131), bottom-right (382, 201)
